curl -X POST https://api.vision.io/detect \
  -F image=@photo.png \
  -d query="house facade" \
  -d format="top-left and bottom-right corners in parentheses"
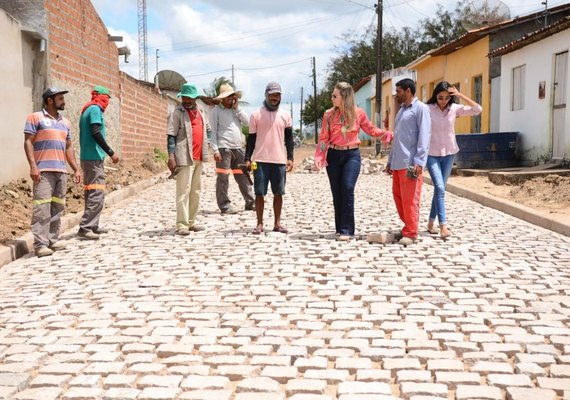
top-left (490, 17), bottom-right (570, 163)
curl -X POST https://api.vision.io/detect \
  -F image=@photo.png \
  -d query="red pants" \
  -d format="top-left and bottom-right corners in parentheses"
top-left (392, 169), bottom-right (423, 239)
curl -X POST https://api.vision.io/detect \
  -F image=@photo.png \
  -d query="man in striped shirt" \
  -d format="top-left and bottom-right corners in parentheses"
top-left (24, 87), bottom-right (81, 257)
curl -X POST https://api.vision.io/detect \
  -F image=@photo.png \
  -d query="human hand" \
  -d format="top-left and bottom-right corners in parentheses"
top-left (382, 130), bottom-right (394, 144)
top-left (74, 170), bottom-right (82, 184)
top-left (245, 160), bottom-right (251, 171)
top-left (286, 160), bottom-right (294, 172)
top-left (448, 86), bottom-right (459, 96)
top-left (111, 154), bottom-right (120, 164)
top-left (167, 156), bottom-right (176, 172)
top-left (314, 159), bottom-right (322, 171)
top-left (214, 152), bottom-right (222, 163)
top-left (414, 165), bottom-right (422, 176)
top-left (384, 164), bottom-right (392, 175)
top-left (29, 166), bottom-right (40, 184)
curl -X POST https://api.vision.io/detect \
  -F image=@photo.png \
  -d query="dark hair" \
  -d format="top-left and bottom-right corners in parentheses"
top-left (396, 78), bottom-right (416, 95)
top-left (426, 81), bottom-right (458, 106)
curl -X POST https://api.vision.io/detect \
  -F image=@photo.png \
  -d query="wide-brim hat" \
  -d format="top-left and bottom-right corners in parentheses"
top-left (215, 83), bottom-right (242, 100)
top-left (177, 83), bottom-right (199, 99)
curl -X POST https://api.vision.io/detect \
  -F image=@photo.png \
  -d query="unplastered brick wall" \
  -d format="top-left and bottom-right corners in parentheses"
top-left (120, 72), bottom-right (168, 161)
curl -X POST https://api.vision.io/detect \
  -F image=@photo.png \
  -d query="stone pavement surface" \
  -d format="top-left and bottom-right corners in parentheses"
top-left (1, 172), bottom-right (569, 400)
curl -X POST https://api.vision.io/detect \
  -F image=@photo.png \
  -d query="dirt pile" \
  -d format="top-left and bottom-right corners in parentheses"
top-left (509, 175), bottom-right (570, 210)
top-left (0, 153), bottom-right (166, 244)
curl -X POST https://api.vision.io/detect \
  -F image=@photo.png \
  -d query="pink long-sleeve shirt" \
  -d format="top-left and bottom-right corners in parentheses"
top-left (318, 107), bottom-right (385, 147)
top-left (428, 103), bottom-right (483, 157)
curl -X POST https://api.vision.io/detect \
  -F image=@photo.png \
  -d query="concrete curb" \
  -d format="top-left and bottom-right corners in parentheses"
top-left (423, 175), bottom-right (570, 237)
top-left (0, 173), bottom-right (167, 268)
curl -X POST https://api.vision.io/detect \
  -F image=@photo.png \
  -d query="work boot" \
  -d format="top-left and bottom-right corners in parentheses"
top-left (35, 246), bottom-right (54, 258)
top-left (49, 241), bottom-right (67, 251)
top-left (175, 228), bottom-right (191, 236)
top-left (77, 230), bottom-right (100, 240)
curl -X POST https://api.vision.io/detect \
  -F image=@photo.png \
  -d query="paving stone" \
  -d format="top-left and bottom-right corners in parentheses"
top-left (236, 376), bottom-right (280, 392)
top-left (138, 387), bottom-right (181, 400)
top-left (233, 393), bottom-right (285, 400)
top-left (0, 373), bottom-right (31, 389)
top-left (399, 382), bottom-right (448, 398)
top-left (10, 386), bottom-right (61, 400)
top-left (396, 370), bottom-right (432, 382)
top-left (487, 373), bottom-right (533, 388)
top-left (537, 377), bottom-right (570, 394)
top-left (471, 361), bottom-right (513, 375)
top-left (356, 369), bottom-right (392, 383)
top-left (337, 381), bottom-right (392, 395)
top-left (455, 384), bottom-right (502, 400)
top-left (515, 362), bottom-right (546, 378)
top-left (178, 390), bottom-right (232, 400)
top-left (435, 371), bottom-right (481, 388)
top-left (285, 379), bottom-right (327, 395)
top-left (137, 374), bottom-right (183, 388)
top-left (304, 369), bottom-right (350, 383)
top-left (506, 387), bottom-right (557, 400)
top-left (61, 387), bottom-right (104, 400)
top-left (29, 373), bottom-right (71, 387)
top-left (102, 374), bottom-right (138, 388)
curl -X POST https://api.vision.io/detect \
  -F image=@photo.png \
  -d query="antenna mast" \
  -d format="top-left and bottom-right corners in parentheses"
top-left (138, 0), bottom-right (148, 81)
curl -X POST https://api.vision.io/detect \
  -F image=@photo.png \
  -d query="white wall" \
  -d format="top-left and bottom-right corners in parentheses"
top-left (0, 10), bottom-right (35, 185)
top-left (500, 29), bottom-right (570, 163)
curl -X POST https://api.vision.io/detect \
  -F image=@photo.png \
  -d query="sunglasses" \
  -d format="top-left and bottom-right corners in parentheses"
top-left (437, 96), bottom-right (451, 101)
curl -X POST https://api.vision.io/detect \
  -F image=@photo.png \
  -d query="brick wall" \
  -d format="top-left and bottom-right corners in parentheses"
top-left (45, 0), bottom-right (168, 161)
top-left (120, 73), bottom-right (168, 161)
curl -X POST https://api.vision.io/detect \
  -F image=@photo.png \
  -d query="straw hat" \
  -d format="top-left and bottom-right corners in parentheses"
top-left (215, 83), bottom-right (242, 100)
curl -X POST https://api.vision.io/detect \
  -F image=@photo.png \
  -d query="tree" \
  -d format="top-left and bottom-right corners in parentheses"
top-left (301, 90), bottom-right (333, 134)
top-left (416, 3), bottom-right (467, 54)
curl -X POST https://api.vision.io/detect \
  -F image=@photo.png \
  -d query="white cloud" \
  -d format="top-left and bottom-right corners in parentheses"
top-left (95, 0), bottom-right (567, 128)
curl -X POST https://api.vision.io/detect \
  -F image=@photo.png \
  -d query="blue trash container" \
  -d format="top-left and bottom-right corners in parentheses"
top-left (454, 132), bottom-right (519, 169)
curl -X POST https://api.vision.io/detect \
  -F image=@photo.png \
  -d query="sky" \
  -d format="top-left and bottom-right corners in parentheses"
top-left (92, 0), bottom-right (563, 131)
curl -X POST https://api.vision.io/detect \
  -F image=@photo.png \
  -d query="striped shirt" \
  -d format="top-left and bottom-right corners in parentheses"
top-left (24, 109), bottom-right (71, 173)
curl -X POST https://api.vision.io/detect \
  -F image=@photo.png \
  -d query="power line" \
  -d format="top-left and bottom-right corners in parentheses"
top-left (149, 9), bottom-right (363, 53)
top-left (237, 58), bottom-right (312, 71)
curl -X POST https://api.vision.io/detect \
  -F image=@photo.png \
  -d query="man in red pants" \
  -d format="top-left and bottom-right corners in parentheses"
top-left (385, 79), bottom-right (431, 246)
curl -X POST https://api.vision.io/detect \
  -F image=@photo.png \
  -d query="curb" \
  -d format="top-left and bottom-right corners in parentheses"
top-left (423, 175), bottom-right (570, 237)
top-left (0, 173), bottom-right (167, 268)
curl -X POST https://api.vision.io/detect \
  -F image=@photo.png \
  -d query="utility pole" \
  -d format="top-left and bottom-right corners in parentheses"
top-left (300, 87), bottom-right (304, 139)
top-left (137, 0), bottom-right (148, 81)
top-left (374, 0), bottom-right (383, 154)
top-left (155, 49), bottom-right (159, 74)
top-left (231, 65), bottom-right (235, 85)
top-left (312, 57), bottom-right (318, 144)
top-left (542, 0), bottom-right (548, 28)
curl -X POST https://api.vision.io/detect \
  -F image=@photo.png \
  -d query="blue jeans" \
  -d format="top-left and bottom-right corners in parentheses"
top-left (326, 148), bottom-right (361, 236)
top-left (426, 154), bottom-right (455, 224)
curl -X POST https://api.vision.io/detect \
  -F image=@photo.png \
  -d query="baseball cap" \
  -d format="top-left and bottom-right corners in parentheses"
top-left (42, 87), bottom-right (69, 101)
top-left (265, 81), bottom-right (282, 94)
top-left (93, 85), bottom-right (111, 97)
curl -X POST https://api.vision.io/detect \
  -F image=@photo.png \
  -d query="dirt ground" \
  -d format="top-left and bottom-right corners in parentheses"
top-left (1, 145), bottom-right (568, 244)
top-left (0, 153), bottom-right (165, 244)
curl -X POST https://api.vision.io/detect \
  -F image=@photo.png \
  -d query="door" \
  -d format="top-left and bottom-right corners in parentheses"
top-left (471, 75), bottom-right (482, 133)
top-left (553, 51), bottom-right (567, 159)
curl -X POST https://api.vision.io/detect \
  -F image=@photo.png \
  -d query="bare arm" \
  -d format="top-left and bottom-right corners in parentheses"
top-left (65, 140), bottom-right (82, 184)
top-left (24, 134), bottom-right (40, 184)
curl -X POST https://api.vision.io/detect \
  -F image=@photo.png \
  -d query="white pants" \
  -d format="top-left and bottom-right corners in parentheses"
top-left (175, 161), bottom-right (202, 229)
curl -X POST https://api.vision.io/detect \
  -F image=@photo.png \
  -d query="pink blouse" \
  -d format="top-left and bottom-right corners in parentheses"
top-left (318, 107), bottom-right (386, 147)
top-left (428, 103), bottom-right (482, 157)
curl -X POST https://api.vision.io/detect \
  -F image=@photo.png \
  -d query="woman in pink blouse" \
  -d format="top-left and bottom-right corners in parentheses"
top-left (426, 81), bottom-right (482, 239)
top-left (314, 82), bottom-right (392, 241)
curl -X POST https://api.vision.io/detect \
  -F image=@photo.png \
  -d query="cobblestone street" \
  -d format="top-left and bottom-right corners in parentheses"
top-left (1, 172), bottom-right (569, 400)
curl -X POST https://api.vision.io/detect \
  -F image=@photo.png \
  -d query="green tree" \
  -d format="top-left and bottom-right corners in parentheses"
top-left (301, 90), bottom-right (333, 134)
top-left (416, 3), bottom-right (467, 54)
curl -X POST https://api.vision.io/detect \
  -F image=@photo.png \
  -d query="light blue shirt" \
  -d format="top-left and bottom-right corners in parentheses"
top-left (388, 97), bottom-right (431, 170)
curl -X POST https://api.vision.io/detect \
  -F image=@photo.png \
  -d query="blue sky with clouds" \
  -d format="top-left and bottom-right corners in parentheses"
top-left (92, 0), bottom-right (562, 129)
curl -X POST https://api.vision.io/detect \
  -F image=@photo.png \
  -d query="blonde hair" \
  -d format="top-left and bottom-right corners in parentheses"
top-left (334, 82), bottom-right (356, 129)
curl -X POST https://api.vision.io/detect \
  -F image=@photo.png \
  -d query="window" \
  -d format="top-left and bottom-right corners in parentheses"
top-left (512, 65), bottom-right (526, 111)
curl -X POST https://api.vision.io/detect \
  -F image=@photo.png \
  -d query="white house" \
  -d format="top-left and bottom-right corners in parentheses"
top-left (490, 16), bottom-right (570, 164)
